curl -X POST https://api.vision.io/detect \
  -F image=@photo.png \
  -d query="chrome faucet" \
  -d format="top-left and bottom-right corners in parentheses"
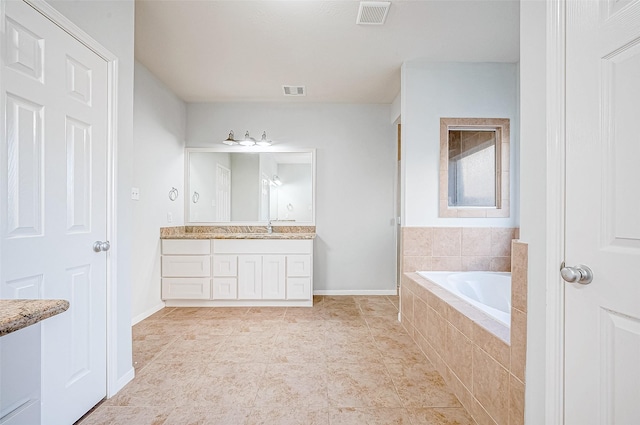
top-left (267, 220), bottom-right (273, 234)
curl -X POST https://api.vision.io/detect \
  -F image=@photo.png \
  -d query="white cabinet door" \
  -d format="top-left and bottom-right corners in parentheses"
top-left (0, 324), bottom-right (41, 425)
top-left (287, 255), bottom-right (311, 277)
top-left (238, 255), bottom-right (262, 299)
top-left (212, 278), bottom-right (238, 300)
top-left (262, 255), bottom-right (286, 300)
top-left (213, 255), bottom-right (237, 277)
top-left (161, 278), bottom-right (211, 300)
top-left (162, 256), bottom-right (211, 277)
top-left (287, 278), bottom-right (311, 300)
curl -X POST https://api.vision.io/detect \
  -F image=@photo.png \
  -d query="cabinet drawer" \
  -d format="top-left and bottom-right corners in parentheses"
top-left (212, 278), bottom-right (238, 300)
top-left (162, 239), bottom-right (211, 255)
top-left (162, 255), bottom-right (211, 277)
top-left (162, 278), bottom-right (211, 299)
top-left (213, 255), bottom-right (238, 277)
top-left (213, 239), bottom-right (312, 254)
top-left (287, 277), bottom-right (311, 300)
top-left (287, 255), bottom-right (311, 277)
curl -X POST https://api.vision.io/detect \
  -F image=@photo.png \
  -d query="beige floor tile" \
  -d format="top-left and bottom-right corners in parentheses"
top-left (386, 362), bottom-right (461, 408)
top-left (328, 407), bottom-right (413, 424)
top-left (189, 362), bottom-right (267, 407)
top-left (254, 363), bottom-right (328, 407)
top-left (82, 295), bottom-right (476, 424)
top-left (163, 406), bottom-right (252, 425)
top-left (409, 407), bottom-right (476, 424)
top-left (247, 406), bottom-right (329, 425)
top-left (327, 362), bottom-right (402, 408)
top-left (77, 406), bottom-right (172, 425)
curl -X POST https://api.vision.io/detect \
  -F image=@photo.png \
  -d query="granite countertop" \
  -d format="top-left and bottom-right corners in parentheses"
top-left (0, 299), bottom-right (70, 337)
top-left (163, 232), bottom-right (316, 240)
top-left (160, 225), bottom-right (316, 240)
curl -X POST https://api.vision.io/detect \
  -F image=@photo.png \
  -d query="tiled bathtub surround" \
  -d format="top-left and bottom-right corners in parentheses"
top-left (401, 227), bottom-right (519, 274)
top-left (400, 241), bottom-right (528, 425)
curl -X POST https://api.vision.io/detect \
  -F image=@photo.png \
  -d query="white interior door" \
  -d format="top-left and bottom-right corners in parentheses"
top-left (216, 164), bottom-right (230, 222)
top-left (0, 1), bottom-right (109, 424)
top-left (564, 0), bottom-right (640, 423)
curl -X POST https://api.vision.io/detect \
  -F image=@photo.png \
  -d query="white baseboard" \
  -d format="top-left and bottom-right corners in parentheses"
top-left (109, 367), bottom-right (134, 397)
top-left (131, 302), bottom-right (165, 326)
top-left (313, 289), bottom-right (398, 296)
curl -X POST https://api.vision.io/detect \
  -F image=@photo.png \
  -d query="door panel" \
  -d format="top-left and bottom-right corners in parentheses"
top-left (1, 1), bottom-right (109, 423)
top-left (565, 0), bottom-right (640, 423)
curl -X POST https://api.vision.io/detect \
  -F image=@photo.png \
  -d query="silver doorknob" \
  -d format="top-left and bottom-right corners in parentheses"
top-left (93, 241), bottom-right (111, 252)
top-left (560, 264), bottom-right (593, 284)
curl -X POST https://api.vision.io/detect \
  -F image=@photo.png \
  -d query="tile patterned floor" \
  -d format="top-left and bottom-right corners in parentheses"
top-left (78, 296), bottom-right (475, 425)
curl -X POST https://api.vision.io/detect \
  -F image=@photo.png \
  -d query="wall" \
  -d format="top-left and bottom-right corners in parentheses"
top-left (186, 103), bottom-right (397, 293)
top-left (131, 61), bottom-right (186, 323)
top-left (48, 0), bottom-right (135, 391)
top-left (401, 62), bottom-right (519, 228)
top-left (519, 1), bottom-right (548, 423)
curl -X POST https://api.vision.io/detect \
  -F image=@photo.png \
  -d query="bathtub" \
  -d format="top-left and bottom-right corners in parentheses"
top-left (417, 271), bottom-right (511, 327)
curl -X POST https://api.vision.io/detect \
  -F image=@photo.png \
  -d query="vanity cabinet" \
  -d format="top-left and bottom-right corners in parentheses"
top-left (161, 238), bottom-right (313, 306)
top-left (161, 240), bottom-right (211, 299)
top-left (0, 324), bottom-right (41, 425)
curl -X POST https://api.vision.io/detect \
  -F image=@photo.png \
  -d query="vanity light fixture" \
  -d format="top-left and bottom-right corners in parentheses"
top-left (257, 131), bottom-right (272, 147)
top-left (222, 130), bottom-right (273, 147)
top-left (222, 130), bottom-right (237, 145)
top-left (239, 131), bottom-right (257, 146)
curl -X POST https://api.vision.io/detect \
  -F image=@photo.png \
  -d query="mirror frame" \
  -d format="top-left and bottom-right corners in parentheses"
top-left (184, 147), bottom-right (316, 225)
top-left (439, 118), bottom-right (510, 218)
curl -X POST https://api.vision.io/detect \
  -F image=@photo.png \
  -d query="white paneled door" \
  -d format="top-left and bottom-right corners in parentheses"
top-left (1, 1), bottom-right (109, 424)
top-left (564, 0), bottom-right (640, 423)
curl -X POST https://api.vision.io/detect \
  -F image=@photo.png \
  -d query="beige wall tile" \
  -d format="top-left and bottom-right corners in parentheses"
top-left (469, 398), bottom-right (499, 425)
top-left (432, 257), bottom-right (462, 271)
top-left (413, 297), bottom-right (429, 341)
top-left (426, 307), bottom-right (447, 358)
top-left (491, 228), bottom-right (516, 257)
top-left (510, 308), bottom-right (527, 383)
top-left (433, 227), bottom-right (462, 257)
top-left (462, 256), bottom-right (492, 271)
top-left (457, 208), bottom-right (488, 218)
top-left (462, 228), bottom-right (492, 256)
top-left (400, 286), bottom-right (414, 323)
top-left (511, 242), bottom-right (528, 313)
top-left (509, 375), bottom-right (525, 425)
top-left (402, 227), bottom-right (433, 256)
top-left (472, 322), bottom-right (510, 369)
top-left (445, 302), bottom-right (474, 338)
top-left (487, 199), bottom-right (509, 218)
top-left (447, 324), bottom-right (473, 390)
top-left (490, 257), bottom-right (511, 272)
top-left (403, 256), bottom-right (432, 273)
top-left (473, 347), bottom-right (509, 425)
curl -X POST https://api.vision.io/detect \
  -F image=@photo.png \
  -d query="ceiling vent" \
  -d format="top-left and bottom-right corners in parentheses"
top-left (282, 85), bottom-right (306, 96)
top-left (356, 1), bottom-right (391, 25)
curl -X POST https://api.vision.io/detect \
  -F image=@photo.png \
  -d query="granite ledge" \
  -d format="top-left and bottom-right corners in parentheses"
top-left (161, 232), bottom-right (316, 240)
top-left (0, 299), bottom-right (69, 337)
top-left (160, 225), bottom-right (316, 240)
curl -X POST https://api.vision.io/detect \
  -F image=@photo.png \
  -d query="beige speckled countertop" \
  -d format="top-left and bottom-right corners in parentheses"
top-left (0, 299), bottom-right (69, 336)
top-left (160, 226), bottom-right (316, 240)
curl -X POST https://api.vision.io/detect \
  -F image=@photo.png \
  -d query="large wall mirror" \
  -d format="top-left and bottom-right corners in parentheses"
top-left (439, 118), bottom-right (510, 218)
top-left (186, 148), bottom-right (315, 224)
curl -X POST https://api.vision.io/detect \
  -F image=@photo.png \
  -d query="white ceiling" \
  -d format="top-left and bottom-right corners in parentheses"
top-left (135, 0), bottom-right (520, 104)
